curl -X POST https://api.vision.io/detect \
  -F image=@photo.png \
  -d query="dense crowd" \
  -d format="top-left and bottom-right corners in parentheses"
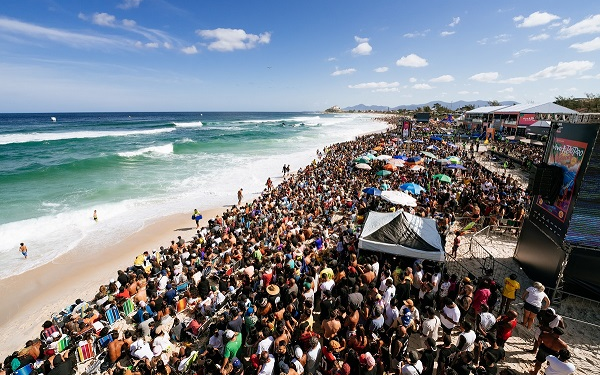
top-left (2, 122), bottom-right (575, 375)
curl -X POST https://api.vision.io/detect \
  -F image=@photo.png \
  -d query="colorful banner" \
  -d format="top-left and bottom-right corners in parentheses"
top-left (519, 113), bottom-right (537, 126)
top-left (536, 138), bottom-right (587, 222)
top-left (402, 121), bottom-right (410, 138)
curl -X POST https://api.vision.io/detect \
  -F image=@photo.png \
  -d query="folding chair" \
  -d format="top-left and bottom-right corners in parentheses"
top-left (56, 335), bottom-right (71, 353)
top-left (72, 301), bottom-right (90, 317)
top-left (176, 282), bottom-right (189, 295)
top-left (76, 341), bottom-right (95, 364)
top-left (41, 325), bottom-right (61, 341)
top-left (122, 298), bottom-right (136, 318)
top-left (105, 306), bottom-right (123, 327)
top-left (97, 334), bottom-right (113, 349)
top-left (176, 298), bottom-right (188, 313)
top-left (13, 364), bottom-right (33, 375)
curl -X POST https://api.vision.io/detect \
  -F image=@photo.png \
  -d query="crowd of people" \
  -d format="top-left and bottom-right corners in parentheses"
top-left (2, 120), bottom-right (576, 375)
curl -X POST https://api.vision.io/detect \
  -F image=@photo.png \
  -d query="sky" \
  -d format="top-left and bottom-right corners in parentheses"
top-left (1, 0), bottom-right (600, 112)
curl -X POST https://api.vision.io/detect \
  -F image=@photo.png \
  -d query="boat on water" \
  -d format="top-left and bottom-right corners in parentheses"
top-left (50, 116), bottom-right (57, 122)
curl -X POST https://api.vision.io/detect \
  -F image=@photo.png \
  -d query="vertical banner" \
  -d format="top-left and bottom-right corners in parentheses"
top-left (402, 121), bottom-right (410, 138)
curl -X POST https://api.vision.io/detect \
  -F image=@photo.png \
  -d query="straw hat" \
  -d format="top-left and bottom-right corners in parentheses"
top-left (267, 284), bottom-right (280, 296)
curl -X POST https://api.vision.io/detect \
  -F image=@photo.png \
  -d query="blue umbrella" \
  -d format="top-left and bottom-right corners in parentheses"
top-left (406, 156), bottom-right (422, 163)
top-left (393, 155), bottom-right (408, 160)
top-left (362, 187), bottom-right (382, 196)
top-left (447, 142), bottom-right (457, 148)
top-left (413, 139), bottom-right (424, 143)
top-left (430, 136), bottom-right (443, 141)
top-left (399, 182), bottom-right (426, 195)
top-left (446, 164), bottom-right (467, 170)
top-left (426, 145), bottom-right (439, 151)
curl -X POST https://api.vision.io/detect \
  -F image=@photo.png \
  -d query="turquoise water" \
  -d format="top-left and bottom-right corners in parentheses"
top-left (0, 112), bottom-right (386, 278)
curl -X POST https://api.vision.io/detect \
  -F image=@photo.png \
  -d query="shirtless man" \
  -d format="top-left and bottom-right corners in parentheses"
top-left (344, 306), bottom-right (359, 337)
top-left (237, 188), bottom-right (244, 206)
top-left (19, 243), bottom-right (28, 259)
top-left (531, 327), bottom-right (568, 375)
top-left (107, 332), bottom-right (125, 364)
top-left (321, 311), bottom-right (341, 339)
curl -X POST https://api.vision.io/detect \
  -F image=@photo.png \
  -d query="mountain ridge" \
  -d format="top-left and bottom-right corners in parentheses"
top-left (344, 100), bottom-right (517, 112)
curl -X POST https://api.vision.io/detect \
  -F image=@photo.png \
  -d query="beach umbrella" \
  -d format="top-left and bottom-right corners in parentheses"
top-left (365, 153), bottom-right (377, 160)
top-left (421, 151), bottom-right (438, 159)
top-left (393, 155), bottom-right (408, 160)
top-left (362, 187), bottom-right (382, 196)
top-left (447, 142), bottom-right (457, 148)
top-left (355, 163), bottom-right (372, 170)
top-left (354, 157), bottom-right (370, 164)
top-left (376, 154), bottom-right (393, 161)
top-left (432, 174), bottom-right (452, 183)
top-left (413, 139), bottom-right (424, 143)
top-left (383, 163), bottom-right (398, 172)
top-left (376, 170), bottom-right (392, 176)
top-left (447, 156), bottom-right (461, 164)
top-left (373, 146), bottom-right (383, 151)
top-left (436, 158), bottom-right (450, 165)
top-left (406, 156), bottom-right (422, 163)
top-left (446, 164), bottom-right (467, 170)
top-left (410, 165), bottom-right (425, 171)
top-left (380, 190), bottom-right (418, 207)
top-left (430, 136), bottom-right (443, 141)
top-left (399, 182), bottom-right (426, 195)
top-left (380, 182), bottom-right (390, 191)
top-left (426, 145), bottom-right (440, 151)
top-left (389, 159), bottom-right (405, 167)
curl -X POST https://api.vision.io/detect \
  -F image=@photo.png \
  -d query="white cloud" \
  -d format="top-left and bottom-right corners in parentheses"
top-left (513, 48), bottom-right (535, 57)
top-left (449, 17), bottom-right (461, 27)
top-left (567, 87), bottom-right (578, 92)
top-left (327, 57), bottom-right (336, 62)
top-left (396, 54), bottom-right (428, 68)
top-left (503, 60), bottom-right (594, 83)
top-left (514, 11), bottom-right (560, 28)
top-left (412, 83), bottom-right (433, 90)
top-left (498, 87), bottom-right (514, 93)
top-left (409, 77), bottom-right (417, 83)
top-left (580, 73), bottom-right (600, 80)
top-left (163, 42), bottom-right (172, 49)
top-left (469, 72), bottom-right (499, 83)
top-left (374, 87), bottom-right (400, 92)
top-left (331, 68), bottom-right (356, 76)
top-left (145, 42), bottom-right (158, 48)
top-left (374, 67), bottom-right (388, 73)
top-left (494, 34), bottom-right (511, 43)
top-left (92, 13), bottom-right (116, 27)
top-left (354, 36), bottom-right (369, 43)
top-left (403, 29), bottom-right (429, 38)
top-left (506, 60), bottom-right (514, 64)
top-left (117, 0), bottom-right (142, 9)
top-left (122, 19), bottom-right (136, 28)
top-left (570, 37), bottom-right (600, 52)
top-left (181, 45), bottom-right (198, 55)
top-left (457, 90), bottom-right (470, 95)
top-left (529, 33), bottom-right (549, 41)
top-left (197, 28), bottom-right (271, 52)
top-left (77, 13), bottom-right (87, 21)
top-left (550, 18), bottom-right (571, 28)
top-left (0, 16), bottom-right (129, 48)
top-left (348, 82), bottom-right (399, 89)
top-left (135, 41), bottom-right (158, 49)
top-left (559, 15), bottom-right (600, 38)
top-left (440, 31), bottom-right (455, 37)
top-left (430, 74), bottom-right (454, 83)
top-left (352, 42), bottom-right (372, 56)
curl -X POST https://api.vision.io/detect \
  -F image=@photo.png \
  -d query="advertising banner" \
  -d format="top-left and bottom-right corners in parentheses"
top-left (402, 121), bottom-right (410, 138)
top-left (519, 113), bottom-right (537, 126)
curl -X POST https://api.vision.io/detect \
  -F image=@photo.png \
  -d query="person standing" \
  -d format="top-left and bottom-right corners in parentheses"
top-left (19, 243), bottom-right (28, 259)
top-left (522, 282), bottom-right (550, 329)
top-left (193, 209), bottom-right (201, 229)
top-left (237, 188), bottom-right (244, 206)
top-left (93, 210), bottom-right (98, 222)
top-left (499, 274), bottom-right (520, 314)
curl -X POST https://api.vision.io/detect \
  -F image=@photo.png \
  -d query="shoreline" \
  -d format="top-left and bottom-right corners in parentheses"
top-left (0, 120), bottom-right (392, 356)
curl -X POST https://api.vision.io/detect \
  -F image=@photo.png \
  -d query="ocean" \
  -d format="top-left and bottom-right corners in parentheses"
top-left (0, 112), bottom-right (387, 279)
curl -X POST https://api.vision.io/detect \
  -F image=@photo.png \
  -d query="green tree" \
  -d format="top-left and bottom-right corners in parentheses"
top-left (487, 100), bottom-right (501, 106)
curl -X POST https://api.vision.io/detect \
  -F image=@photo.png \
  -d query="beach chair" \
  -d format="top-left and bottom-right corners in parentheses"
top-left (176, 298), bottom-right (188, 313)
top-left (41, 325), bottom-right (61, 341)
top-left (105, 306), bottom-right (123, 327)
top-left (76, 341), bottom-right (95, 364)
top-left (177, 351), bottom-right (198, 373)
top-left (56, 335), bottom-right (71, 353)
top-left (97, 334), bottom-right (113, 349)
top-left (72, 301), bottom-right (90, 317)
top-left (122, 298), bottom-right (136, 318)
top-left (13, 364), bottom-right (34, 375)
top-left (176, 282), bottom-right (189, 295)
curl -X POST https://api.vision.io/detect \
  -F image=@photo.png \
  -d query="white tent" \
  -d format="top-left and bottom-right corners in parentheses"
top-left (359, 210), bottom-right (445, 262)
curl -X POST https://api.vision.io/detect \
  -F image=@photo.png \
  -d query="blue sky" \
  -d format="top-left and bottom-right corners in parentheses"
top-left (1, 0), bottom-right (599, 112)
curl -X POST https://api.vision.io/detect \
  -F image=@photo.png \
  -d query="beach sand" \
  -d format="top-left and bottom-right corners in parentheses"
top-left (0, 203), bottom-right (230, 356)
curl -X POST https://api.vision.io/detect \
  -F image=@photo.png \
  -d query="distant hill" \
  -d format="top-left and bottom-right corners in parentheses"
top-left (344, 100), bottom-right (517, 112)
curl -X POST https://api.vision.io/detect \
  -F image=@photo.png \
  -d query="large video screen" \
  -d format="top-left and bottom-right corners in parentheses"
top-left (529, 122), bottom-right (599, 242)
top-left (565, 129), bottom-right (600, 248)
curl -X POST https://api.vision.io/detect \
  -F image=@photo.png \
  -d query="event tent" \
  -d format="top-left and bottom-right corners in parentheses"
top-left (358, 210), bottom-right (445, 262)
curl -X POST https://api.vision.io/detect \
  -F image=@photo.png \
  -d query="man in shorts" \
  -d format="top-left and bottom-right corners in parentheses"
top-left (19, 243), bottom-right (28, 259)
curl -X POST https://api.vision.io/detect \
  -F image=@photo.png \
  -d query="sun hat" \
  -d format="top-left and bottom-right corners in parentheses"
top-left (225, 330), bottom-right (235, 339)
top-left (403, 299), bottom-right (414, 307)
top-left (267, 284), bottom-right (280, 296)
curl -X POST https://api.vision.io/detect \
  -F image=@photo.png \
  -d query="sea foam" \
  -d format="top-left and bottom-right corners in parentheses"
top-left (0, 128), bottom-right (176, 145)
